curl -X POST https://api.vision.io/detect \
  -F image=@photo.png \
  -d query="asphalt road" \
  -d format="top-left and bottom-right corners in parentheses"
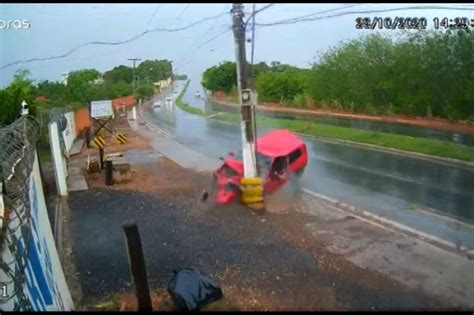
top-left (145, 81), bottom-right (474, 250)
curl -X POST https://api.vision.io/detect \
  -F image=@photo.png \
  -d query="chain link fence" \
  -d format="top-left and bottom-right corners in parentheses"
top-left (0, 115), bottom-right (39, 310)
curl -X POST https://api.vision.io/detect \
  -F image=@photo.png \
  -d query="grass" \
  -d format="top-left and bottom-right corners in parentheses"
top-left (37, 147), bottom-right (52, 163)
top-left (175, 80), bottom-right (207, 116)
top-left (174, 82), bottom-right (474, 163)
top-left (207, 111), bottom-right (474, 163)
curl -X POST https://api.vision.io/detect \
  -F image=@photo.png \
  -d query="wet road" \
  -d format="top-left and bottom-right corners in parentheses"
top-left (145, 81), bottom-right (474, 249)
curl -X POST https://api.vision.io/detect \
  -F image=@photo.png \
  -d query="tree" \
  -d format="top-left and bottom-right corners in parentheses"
top-left (135, 84), bottom-right (155, 99)
top-left (136, 59), bottom-right (173, 83)
top-left (201, 61), bottom-right (237, 93)
top-left (255, 68), bottom-right (308, 103)
top-left (67, 69), bottom-right (101, 102)
top-left (0, 69), bottom-right (35, 125)
top-left (104, 65), bottom-right (133, 84)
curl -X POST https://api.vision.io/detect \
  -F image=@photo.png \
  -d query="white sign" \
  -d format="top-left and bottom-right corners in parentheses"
top-left (90, 100), bottom-right (113, 118)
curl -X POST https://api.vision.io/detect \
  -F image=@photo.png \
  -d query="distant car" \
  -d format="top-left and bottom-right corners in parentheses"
top-left (213, 129), bottom-right (308, 205)
top-left (195, 91), bottom-right (201, 97)
top-left (153, 101), bottom-right (162, 108)
top-left (166, 96), bottom-right (173, 101)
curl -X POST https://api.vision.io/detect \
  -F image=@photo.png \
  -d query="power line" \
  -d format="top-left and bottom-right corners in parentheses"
top-left (176, 3), bottom-right (190, 20)
top-left (173, 5), bottom-right (233, 71)
top-left (0, 11), bottom-right (230, 71)
top-left (146, 4), bottom-right (161, 30)
top-left (249, 3), bottom-right (257, 89)
top-left (252, 5), bottom-right (474, 27)
top-left (174, 26), bottom-right (232, 71)
top-left (243, 3), bottom-right (275, 28)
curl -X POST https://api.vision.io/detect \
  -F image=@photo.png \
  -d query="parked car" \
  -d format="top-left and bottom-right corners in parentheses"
top-left (213, 129), bottom-right (308, 205)
top-left (153, 101), bottom-right (162, 108)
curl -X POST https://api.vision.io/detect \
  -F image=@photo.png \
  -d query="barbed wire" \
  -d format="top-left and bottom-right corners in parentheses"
top-left (0, 115), bottom-right (39, 310)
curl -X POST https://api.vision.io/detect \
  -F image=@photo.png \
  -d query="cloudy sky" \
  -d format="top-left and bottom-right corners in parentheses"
top-left (0, 3), bottom-right (472, 87)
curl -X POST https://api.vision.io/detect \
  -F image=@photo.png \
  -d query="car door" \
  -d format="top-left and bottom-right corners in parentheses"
top-left (265, 155), bottom-right (289, 193)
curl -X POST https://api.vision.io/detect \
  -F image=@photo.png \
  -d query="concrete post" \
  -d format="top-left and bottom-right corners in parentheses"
top-left (131, 106), bottom-right (137, 120)
top-left (49, 122), bottom-right (68, 196)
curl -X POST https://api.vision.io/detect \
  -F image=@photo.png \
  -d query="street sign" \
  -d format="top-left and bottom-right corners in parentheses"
top-left (90, 100), bottom-right (113, 118)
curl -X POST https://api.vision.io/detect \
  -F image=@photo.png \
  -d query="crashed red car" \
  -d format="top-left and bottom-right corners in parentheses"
top-left (213, 129), bottom-right (308, 205)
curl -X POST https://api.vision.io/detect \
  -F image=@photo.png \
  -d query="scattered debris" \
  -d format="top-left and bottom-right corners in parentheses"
top-left (201, 189), bottom-right (209, 202)
top-left (167, 268), bottom-right (223, 311)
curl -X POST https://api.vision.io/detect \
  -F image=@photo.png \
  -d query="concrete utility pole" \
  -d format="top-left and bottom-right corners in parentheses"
top-left (232, 3), bottom-right (257, 179)
top-left (232, 3), bottom-right (264, 211)
top-left (128, 58), bottom-right (141, 88)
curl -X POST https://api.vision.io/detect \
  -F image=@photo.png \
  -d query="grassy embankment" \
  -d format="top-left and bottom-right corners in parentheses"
top-left (175, 81), bottom-right (474, 163)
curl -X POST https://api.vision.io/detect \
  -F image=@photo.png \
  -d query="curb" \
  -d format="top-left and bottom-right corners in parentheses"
top-left (58, 196), bottom-right (84, 310)
top-left (135, 103), bottom-right (176, 140)
top-left (302, 188), bottom-right (473, 259)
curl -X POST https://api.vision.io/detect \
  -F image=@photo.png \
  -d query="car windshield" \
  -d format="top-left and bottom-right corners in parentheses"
top-left (234, 150), bottom-right (272, 175)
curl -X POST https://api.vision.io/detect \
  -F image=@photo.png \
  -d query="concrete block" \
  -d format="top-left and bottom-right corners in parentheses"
top-left (112, 159), bottom-right (132, 184)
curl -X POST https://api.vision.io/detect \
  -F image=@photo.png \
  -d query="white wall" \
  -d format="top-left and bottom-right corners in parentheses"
top-left (49, 121), bottom-right (68, 196)
top-left (62, 112), bottom-right (77, 155)
top-left (0, 153), bottom-right (74, 311)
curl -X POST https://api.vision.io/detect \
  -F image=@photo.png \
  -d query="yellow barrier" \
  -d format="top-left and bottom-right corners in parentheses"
top-left (240, 177), bottom-right (264, 205)
top-left (115, 133), bottom-right (127, 144)
top-left (92, 136), bottom-right (105, 149)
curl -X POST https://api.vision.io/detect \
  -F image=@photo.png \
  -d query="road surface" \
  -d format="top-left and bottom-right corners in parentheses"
top-left (143, 81), bottom-right (474, 250)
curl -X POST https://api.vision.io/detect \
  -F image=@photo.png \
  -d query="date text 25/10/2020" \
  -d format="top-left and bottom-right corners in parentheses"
top-left (355, 17), bottom-right (474, 30)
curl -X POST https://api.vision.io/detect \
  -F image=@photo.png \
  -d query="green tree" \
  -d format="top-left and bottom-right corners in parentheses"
top-left (137, 59), bottom-right (173, 83)
top-left (67, 69), bottom-right (101, 102)
top-left (201, 61), bottom-right (237, 93)
top-left (135, 84), bottom-right (155, 99)
top-left (0, 69), bottom-right (35, 125)
top-left (104, 65), bottom-right (133, 84)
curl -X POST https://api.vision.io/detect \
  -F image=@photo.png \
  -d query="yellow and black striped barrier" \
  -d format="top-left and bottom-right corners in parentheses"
top-left (240, 177), bottom-right (264, 205)
top-left (115, 133), bottom-right (127, 144)
top-left (92, 135), bottom-right (105, 149)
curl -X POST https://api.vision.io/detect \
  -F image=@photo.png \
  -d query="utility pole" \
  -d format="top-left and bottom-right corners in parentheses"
top-left (232, 3), bottom-right (264, 212)
top-left (128, 58), bottom-right (141, 88)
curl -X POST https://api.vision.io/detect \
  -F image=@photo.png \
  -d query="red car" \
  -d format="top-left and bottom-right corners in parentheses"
top-left (213, 129), bottom-right (308, 205)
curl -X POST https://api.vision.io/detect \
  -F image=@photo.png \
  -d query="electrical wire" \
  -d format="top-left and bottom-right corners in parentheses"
top-left (0, 11), bottom-right (230, 71)
top-left (146, 4), bottom-right (161, 30)
top-left (173, 5), bottom-right (231, 70)
top-left (250, 3), bottom-right (259, 176)
top-left (176, 3), bottom-right (190, 20)
top-left (252, 5), bottom-right (474, 27)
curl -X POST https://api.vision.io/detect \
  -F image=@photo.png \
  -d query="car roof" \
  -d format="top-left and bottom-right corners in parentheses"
top-left (256, 129), bottom-right (304, 157)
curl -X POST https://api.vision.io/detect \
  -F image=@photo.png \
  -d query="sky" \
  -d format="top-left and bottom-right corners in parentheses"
top-left (0, 3), bottom-right (473, 88)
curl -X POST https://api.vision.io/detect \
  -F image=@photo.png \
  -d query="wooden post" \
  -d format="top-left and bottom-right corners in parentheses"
top-left (99, 148), bottom-right (105, 170)
top-left (105, 160), bottom-right (113, 186)
top-left (122, 223), bottom-right (152, 312)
